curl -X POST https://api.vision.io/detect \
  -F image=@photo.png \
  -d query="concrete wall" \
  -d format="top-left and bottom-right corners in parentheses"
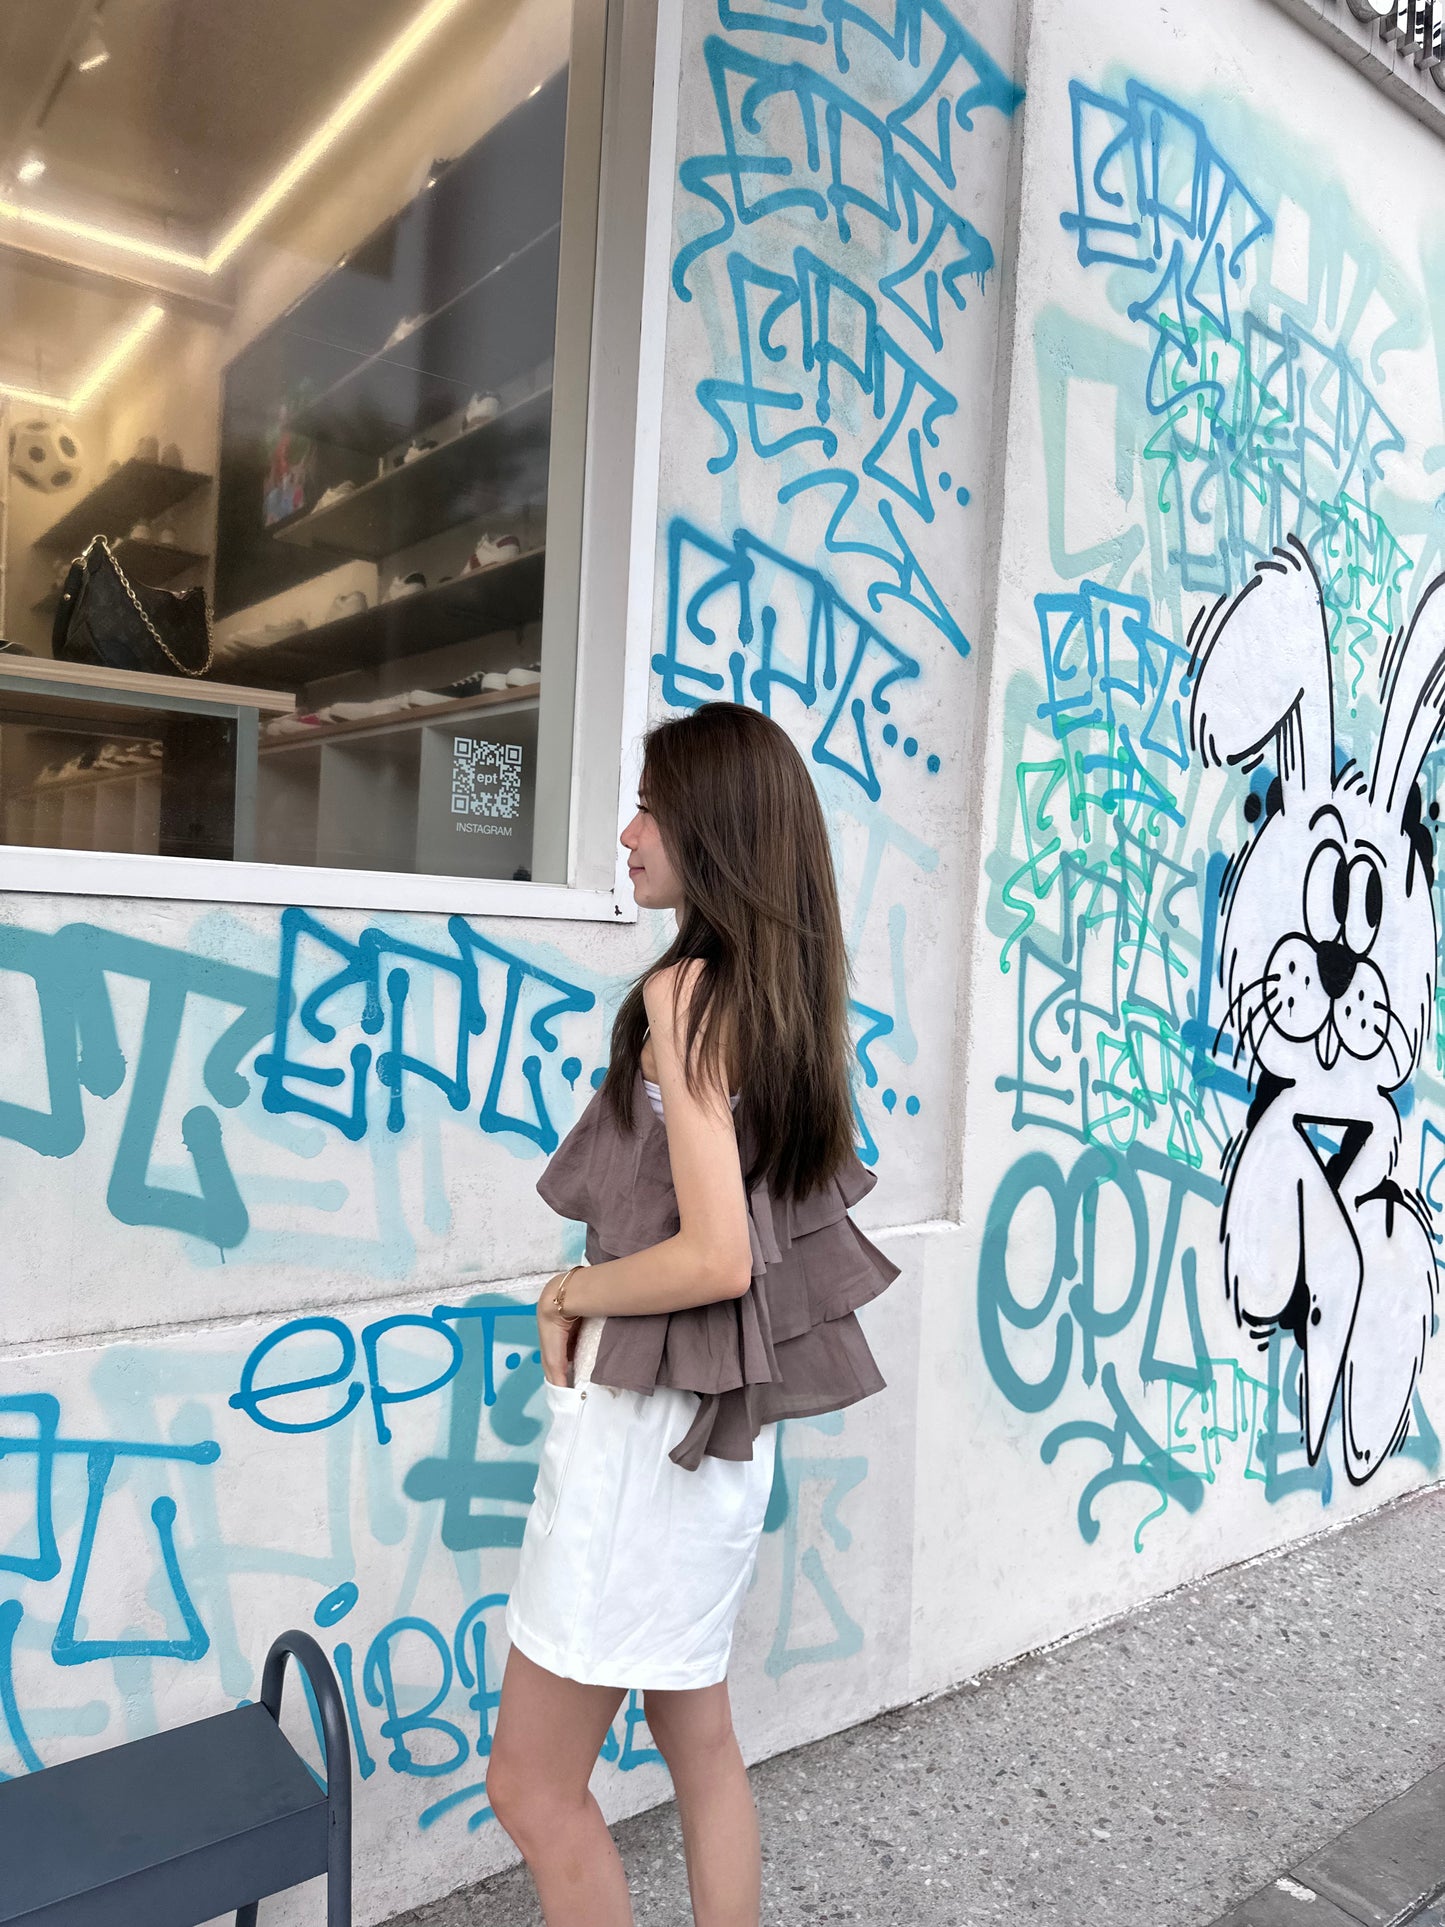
top-left (6, 0), bottom-right (1445, 1921)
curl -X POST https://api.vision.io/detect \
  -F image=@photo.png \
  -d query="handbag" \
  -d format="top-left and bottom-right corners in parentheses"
top-left (52, 534), bottom-right (213, 678)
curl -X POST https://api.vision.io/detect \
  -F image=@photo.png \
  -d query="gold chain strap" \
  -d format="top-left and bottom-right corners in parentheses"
top-left (81, 534), bottom-right (213, 678)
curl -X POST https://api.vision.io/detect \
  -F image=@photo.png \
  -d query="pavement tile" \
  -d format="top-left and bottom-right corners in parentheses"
top-left (1290, 1766), bottom-right (1445, 1925)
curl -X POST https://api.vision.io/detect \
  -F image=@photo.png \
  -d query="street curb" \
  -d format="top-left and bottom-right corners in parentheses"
top-left (1207, 1766), bottom-right (1445, 1926)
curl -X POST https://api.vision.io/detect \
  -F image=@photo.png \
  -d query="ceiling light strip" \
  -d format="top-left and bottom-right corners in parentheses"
top-left (205, 0), bottom-right (469, 272)
top-left (0, 299), bottom-right (164, 411)
top-left (0, 197), bottom-right (206, 273)
top-left (69, 300), bottom-right (164, 409)
top-left (0, 0), bottom-right (468, 277)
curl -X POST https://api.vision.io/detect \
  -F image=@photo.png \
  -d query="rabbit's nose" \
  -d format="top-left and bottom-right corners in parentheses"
top-left (1317, 938), bottom-right (1357, 1001)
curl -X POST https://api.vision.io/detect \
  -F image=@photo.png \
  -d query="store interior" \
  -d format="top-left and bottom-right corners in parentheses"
top-left (0, 0), bottom-right (576, 881)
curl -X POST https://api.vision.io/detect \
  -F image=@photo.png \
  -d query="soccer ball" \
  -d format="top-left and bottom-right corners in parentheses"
top-left (9, 419), bottom-right (82, 492)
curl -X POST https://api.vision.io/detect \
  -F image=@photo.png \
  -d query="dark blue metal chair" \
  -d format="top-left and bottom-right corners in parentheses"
top-left (0, 1629), bottom-right (351, 1927)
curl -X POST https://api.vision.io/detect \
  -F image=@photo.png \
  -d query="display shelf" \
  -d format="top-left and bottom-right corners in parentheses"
top-left (32, 536), bottom-right (207, 614)
top-left (291, 226), bottom-right (560, 452)
top-left (273, 389), bottom-right (553, 560)
top-left (5, 761), bottom-right (164, 854)
top-left (260, 685), bottom-right (539, 755)
top-left (0, 653), bottom-right (293, 712)
top-left (12, 760), bottom-right (163, 803)
top-left (35, 458), bottom-right (212, 554)
top-left (217, 548), bottom-right (546, 686)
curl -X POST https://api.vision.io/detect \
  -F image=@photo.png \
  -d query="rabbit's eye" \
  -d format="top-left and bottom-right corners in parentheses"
top-left (1304, 843), bottom-right (1348, 944)
top-left (1345, 854), bottom-right (1384, 955)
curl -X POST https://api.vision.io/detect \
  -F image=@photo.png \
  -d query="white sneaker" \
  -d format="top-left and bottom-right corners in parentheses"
top-left (328, 589), bottom-right (370, 620)
top-left (505, 665), bottom-right (541, 687)
top-left (401, 438), bottom-right (439, 465)
top-left (383, 314), bottom-right (424, 350)
top-left (383, 572), bottom-right (427, 601)
top-left (463, 533), bottom-right (522, 573)
top-left (463, 392), bottom-right (500, 429)
top-left (315, 481), bottom-right (357, 513)
top-left (403, 689), bottom-right (453, 707)
top-left (264, 712), bottom-right (323, 739)
top-left (479, 671), bottom-right (511, 691)
top-left (319, 695), bottom-right (410, 723)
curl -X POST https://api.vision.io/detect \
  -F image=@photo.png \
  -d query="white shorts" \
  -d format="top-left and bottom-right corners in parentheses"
top-left (505, 1363), bottom-right (777, 1691)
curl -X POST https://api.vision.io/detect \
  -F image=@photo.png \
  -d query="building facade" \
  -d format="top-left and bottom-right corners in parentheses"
top-left (1, 0), bottom-right (1443, 1918)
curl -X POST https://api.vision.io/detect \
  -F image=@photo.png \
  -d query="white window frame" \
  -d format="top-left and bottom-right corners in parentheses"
top-left (0, 0), bottom-right (679, 925)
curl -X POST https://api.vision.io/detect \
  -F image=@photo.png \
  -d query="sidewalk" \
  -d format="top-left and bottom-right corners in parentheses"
top-left (392, 1485), bottom-right (1445, 1926)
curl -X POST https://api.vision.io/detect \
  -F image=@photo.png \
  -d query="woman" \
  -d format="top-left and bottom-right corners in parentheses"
top-left (488, 703), bottom-right (898, 1927)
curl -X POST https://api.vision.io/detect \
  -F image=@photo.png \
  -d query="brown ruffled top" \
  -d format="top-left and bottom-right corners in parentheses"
top-left (536, 1073), bottom-right (900, 1470)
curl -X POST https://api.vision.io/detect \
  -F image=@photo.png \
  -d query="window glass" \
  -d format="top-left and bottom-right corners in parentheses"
top-left (0, 0), bottom-right (589, 886)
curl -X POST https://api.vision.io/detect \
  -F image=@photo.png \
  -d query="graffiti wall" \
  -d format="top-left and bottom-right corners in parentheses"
top-left (918, 0), bottom-right (1445, 1693)
top-left (0, 1), bottom-right (1016, 1919)
top-left (14, 0), bottom-right (1443, 1915)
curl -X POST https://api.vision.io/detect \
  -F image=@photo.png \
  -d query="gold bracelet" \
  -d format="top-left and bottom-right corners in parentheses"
top-left (553, 1264), bottom-right (581, 1319)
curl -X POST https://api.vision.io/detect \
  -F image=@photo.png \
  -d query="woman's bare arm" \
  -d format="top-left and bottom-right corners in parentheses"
top-left (552, 962), bottom-right (753, 1317)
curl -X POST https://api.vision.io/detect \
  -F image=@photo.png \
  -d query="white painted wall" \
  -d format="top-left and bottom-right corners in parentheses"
top-left (8, 1), bottom-right (1445, 1922)
top-left (921, 0), bottom-right (1445, 1696)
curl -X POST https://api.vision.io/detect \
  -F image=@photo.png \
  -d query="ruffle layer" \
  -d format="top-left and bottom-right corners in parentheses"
top-left (537, 1079), bottom-right (899, 1470)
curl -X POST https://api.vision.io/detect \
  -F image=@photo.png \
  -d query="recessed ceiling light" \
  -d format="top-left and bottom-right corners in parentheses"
top-left (75, 21), bottom-right (110, 73)
top-left (15, 153), bottom-right (46, 187)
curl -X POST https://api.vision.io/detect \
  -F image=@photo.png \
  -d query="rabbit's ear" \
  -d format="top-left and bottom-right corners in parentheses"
top-left (1189, 537), bottom-right (1334, 809)
top-left (1371, 571), bottom-right (1445, 818)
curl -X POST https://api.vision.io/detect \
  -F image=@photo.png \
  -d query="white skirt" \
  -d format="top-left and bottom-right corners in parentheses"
top-left (505, 1318), bottom-right (777, 1690)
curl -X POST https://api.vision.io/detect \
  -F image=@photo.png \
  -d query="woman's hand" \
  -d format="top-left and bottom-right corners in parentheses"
top-left (536, 1271), bottom-right (580, 1387)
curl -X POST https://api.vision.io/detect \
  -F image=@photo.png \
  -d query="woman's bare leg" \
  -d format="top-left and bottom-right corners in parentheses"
top-left (487, 1644), bottom-right (632, 1926)
top-left (643, 1679), bottom-right (760, 1927)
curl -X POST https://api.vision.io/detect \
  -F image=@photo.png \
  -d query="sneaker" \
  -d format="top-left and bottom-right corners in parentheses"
top-left (478, 671), bottom-right (511, 692)
top-left (437, 667), bottom-right (491, 698)
top-left (505, 664), bottom-right (541, 687)
top-left (401, 439), bottom-right (438, 465)
top-left (314, 481), bottom-right (357, 513)
top-left (462, 392), bottom-right (500, 430)
top-left (402, 689), bottom-right (452, 707)
top-left (128, 521), bottom-right (152, 543)
top-left (383, 572), bottom-right (427, 601)
top-left (328, 589), bottom-right (370, 620)
top-left (383, 314), bottom-right (425, 350)
top-left (463, 533), bottom-right (523, 573)
top-left (264, 712), bottom-right (323, 740)
top-left (318, 694), bottom-right (412, 723)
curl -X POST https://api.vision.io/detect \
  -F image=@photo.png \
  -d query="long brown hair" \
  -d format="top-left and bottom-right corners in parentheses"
top-left (602, 703), bottom-right (855, 1200)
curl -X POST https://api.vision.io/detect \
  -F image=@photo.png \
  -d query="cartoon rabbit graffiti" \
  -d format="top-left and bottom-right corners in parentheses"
top-left (1191, 536), bottom-right (1444, 1484)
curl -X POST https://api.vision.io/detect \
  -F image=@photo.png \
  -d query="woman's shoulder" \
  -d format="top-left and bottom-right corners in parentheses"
top-left (642, 958), bottom-right (705, 1022)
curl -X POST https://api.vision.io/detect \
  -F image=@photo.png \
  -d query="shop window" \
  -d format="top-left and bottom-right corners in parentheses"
top-left (0, 0), bottom-right (638, 910)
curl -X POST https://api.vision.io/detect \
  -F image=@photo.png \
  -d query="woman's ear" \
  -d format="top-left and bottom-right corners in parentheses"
top-left (1371, 570), bottom-right (1445, 819)
top-left (1190, 536), bottom-right (1335, 810)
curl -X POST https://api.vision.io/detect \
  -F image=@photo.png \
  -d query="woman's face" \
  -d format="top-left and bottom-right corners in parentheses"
top-left (620, 787), bottom-right (684, 912)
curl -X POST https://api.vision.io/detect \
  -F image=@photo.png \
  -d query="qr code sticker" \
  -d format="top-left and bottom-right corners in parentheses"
top-left (452, 737), bottom-right (523, 819)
